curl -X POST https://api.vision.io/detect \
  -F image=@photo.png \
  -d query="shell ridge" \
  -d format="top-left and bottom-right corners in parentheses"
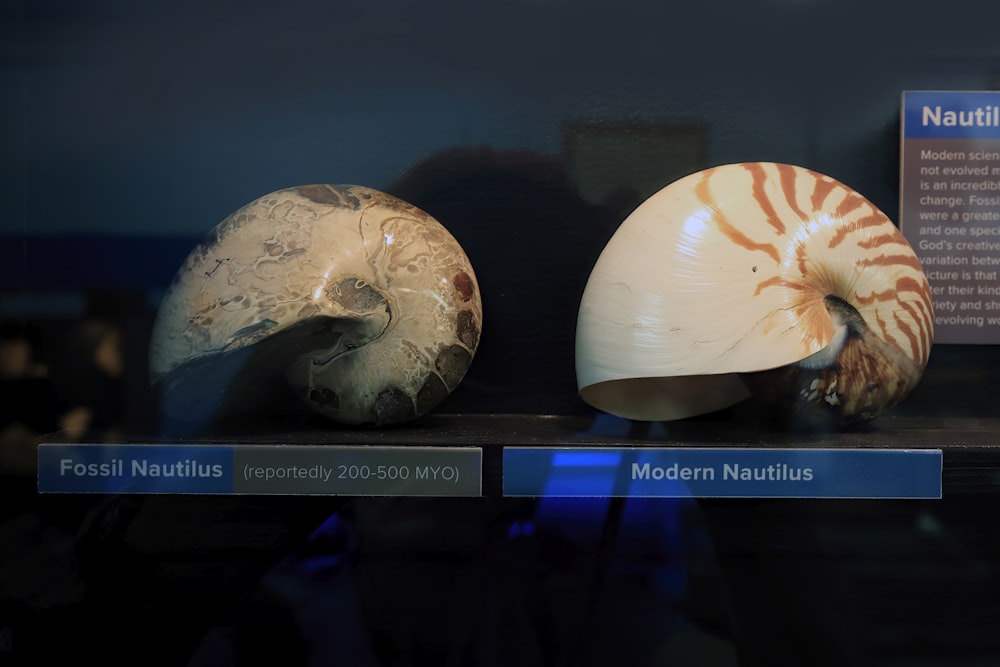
top-left (357, 202), bottom-right (385, 270)
top-left (775, 163), bottom-right (811, 224)
top-left (751, 275), bottom-right (784, 296)
top-left (833, 192), bottom-right (873, 222)
top-left (855, 287), bottom-right (898, 307)
top-left (888, 308), bottom-right (923, 363)
top-left (889, 284), bottom-right (933, 362)
top-left (710, 209), bottom-right (781, 264)
top-left (744, 163), bottom-right (788, 235)
top-left (809, 175), bottom-right (840, 213)
top-left (857, 253), bottom-right (926, 275)
top-left (794, 240), bottom-right (811, 277)
top-left (857, 232), bottom-right (910, 251)
top-left (827, 213), bottom-right (885, 249)
top-left (862, 296), bottom-right (929, 362)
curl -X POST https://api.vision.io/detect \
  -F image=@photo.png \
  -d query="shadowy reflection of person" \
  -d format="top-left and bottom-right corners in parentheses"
top-left (386, 146), bottom-right (625, 416)
top-left (0, 321), bottom-right (116, 663)
top-left (50, 318), bottom-right (126, 444)
top-left (0, 324), bottom-right (90, 476)
top-left (186, 148), bottom-right (736, 667)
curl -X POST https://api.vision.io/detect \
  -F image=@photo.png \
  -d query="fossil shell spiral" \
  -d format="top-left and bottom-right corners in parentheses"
top-left (149, 184), bottom-right (482, 427)
top-left (575, 162), bottom-right (934, 426)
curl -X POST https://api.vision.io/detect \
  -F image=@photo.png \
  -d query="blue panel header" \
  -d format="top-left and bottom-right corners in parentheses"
top-left (903, 91), bottom-right (1000, 139)
top-left (503, 447), bottom-right (943, 499)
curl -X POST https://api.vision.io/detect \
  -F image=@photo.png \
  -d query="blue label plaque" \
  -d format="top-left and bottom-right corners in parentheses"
top-left (38, 443), bottom-right (482, 496)
top-left (38, 444), bottom-right (233, 494)
top-left (503, 447), bottom-right (943, 499)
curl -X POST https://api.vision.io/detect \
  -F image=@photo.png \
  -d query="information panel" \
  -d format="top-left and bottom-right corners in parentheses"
top-left (900, 90), bottom-right (1000, 343)
top-left (38, 443), bottom-right (482, 497)
top-left (503, 447), bottom-right (942, 499)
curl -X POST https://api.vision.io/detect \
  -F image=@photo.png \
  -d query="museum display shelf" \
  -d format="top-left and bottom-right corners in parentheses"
top-left (70, 411), bottom-right (997, 495)
top-left (37, 333), bottom-right (1000, 501)
top-left (12, 408), bottom-right (1000, 666)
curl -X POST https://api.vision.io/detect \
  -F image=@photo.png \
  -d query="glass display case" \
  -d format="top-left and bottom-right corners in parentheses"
top-left (3, 1), bottom-right (1000, 665)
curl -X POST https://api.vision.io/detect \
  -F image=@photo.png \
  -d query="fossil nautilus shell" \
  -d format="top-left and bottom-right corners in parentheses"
top-left (149, 184), bottom-right (482, 427)
top-left (575, 162), bottom-right (934, 427)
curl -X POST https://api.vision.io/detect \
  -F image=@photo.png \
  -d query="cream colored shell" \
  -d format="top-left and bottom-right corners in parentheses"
top-left (575, 162), bottom-right (934, 425)
top-left (150, 185), bottom-right (482, 426)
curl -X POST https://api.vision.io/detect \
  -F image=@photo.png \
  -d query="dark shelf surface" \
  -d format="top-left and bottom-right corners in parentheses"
top-left (147, 410), bottom-right (1000, 445)
top-left (125, 411), bottom-right (1000, 496)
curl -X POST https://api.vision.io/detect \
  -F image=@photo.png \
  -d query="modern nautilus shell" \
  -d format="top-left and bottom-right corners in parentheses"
top-left (575, 162), bottom-right (934, 427)
top-left (149, 184), bottom-right (482, 427)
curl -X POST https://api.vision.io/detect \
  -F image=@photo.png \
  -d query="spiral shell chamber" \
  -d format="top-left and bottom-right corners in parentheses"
top-left (574, 162), bottom-right (934, 425)
top-left (149, 184), bottom-right (483, 430)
